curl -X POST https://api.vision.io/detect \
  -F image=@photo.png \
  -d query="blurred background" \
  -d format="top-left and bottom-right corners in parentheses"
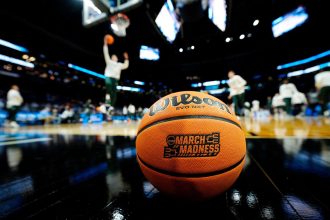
top-left (1, 1), bottom-right (330, 219)
top-left (0, 0), bottom-right (330, 125)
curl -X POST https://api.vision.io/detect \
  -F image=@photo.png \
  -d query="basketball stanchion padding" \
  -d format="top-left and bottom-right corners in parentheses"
top-left (136, 91), bottom-right (246, 201)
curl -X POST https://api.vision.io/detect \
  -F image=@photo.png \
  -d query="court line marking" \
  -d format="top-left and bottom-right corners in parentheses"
top-left (248, 152), bottom-right (304, 219)
top-left (0, 136), bottom-right (28, 141)
top-left (0, 137), bottom-right (52, 146)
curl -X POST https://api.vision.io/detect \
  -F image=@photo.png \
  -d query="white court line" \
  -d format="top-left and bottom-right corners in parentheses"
top-left (0, 136), bottom-right (28, 141)
top-left (0, 138), bottom-right (52, 146)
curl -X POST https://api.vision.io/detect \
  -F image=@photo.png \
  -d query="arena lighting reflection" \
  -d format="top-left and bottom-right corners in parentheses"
top-left (0, 54), bottom-right (34, 68)
top-left (0, 70), bottom-right (20, 78)
top-left (203, 81), bottom-right (220, 86)
top-left (134, 80), bottom-right (145, 85)
top-left (284, 151), bottom-right (330, 177)
top-left (191, 83), bottom-right (202, 88)
top-left (246, 191), bottom-right (258, 208)
top-left (192, 80), bottom-right (228, 88)
top-left (208, 0), bottom-right (227, 32)
top-left (231, 189), bottom-right (242, 204)
top-left (261, 206), bottom-right (275, 219)
top-left (0, 39), bottom-right (28, 52)
top-left (68, 63), bottom-right (105, 79)
top-left (205, 85), bottom-right (250, 95)
top-left (0, 176), bottom-right (33, 201)
top-left (111, 208), bottom-right (125, 220)
top-left (277, 50), bottom-right (330, 70)
top-left (207, 88), bottom-right (227, 95)
top-left (68, 64), bottom-right (142, 92)
top-left (0, 176), bottom-right (34, 216)
top-left (286, 61), bottom-right (330, 77)
top-left (143, 181), bottom-right (159, 198)
top-left (116, 147), bottom-right (136, 159)
top-left (272, 6), bottom-right (308, 38)
top-left (282, 195), bottom-right (323, 219)
top-left (116, 86), bottom-right (142, 92)
top-left (69, 162), bottom-right (108, 185)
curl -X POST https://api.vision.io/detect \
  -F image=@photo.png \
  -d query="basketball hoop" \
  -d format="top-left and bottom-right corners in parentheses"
top-left (110, 13), bottom-right (130, 37)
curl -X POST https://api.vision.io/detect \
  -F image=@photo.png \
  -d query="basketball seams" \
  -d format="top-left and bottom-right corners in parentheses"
top-left (137, 154), bottom-right (245, 178)
top-left (136, 115), bottom-right (241, 136)
top-left (136, 91), bottom-right (246, 199)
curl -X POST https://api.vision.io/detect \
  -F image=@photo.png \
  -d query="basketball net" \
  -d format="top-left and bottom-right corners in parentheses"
top-left (110, 13), bottom-right (130, 37)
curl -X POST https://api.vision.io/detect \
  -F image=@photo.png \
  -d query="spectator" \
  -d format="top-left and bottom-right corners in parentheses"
top-left (122, 105), bottom-right (128, 121)
top-left (142, 107), bottom-right (149, 115)
top-left (306, 88), bottom-right (320, 116)
top-left (128, 104), bottom-right (136, 121)
top-left (39, 105), bottom-right (52, 125)
top-left (60, 105), bottom-right (74, 124)
top-left (0, 99), bottom-right (4, 110)
top-left (137, 107), bottom-right (143, 119)
top-left (82, 99), bottom-right (94, 122)
top-left (51, 107), bottom-right (61, 124)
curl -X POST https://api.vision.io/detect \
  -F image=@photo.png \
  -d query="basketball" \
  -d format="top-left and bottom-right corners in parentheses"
top-left (105, 34), bottom-right (114, 45)
top-left (136, 91), bottom-right (246, 200)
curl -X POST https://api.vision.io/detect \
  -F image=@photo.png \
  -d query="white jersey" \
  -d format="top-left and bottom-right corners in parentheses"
top-left (279, 83), bottom-right (297, 98)
top-left (272, 94), bottom-right (285, 107)
top-left (314, 71), bottom-right (330, 89)
top-left (227, 75), bottom-right (247, 96)
top-left (251, 100), bottom-right (260, 111)
top-left (123, 106), bottom-right (128, 115)
top-left (103, 45), bottom-right (129, 79)
top-left (6, 89), bottom-right (23, 108)
top-left (128, 104), bottom-right (135, 114)
top-left (292, 92), bottom-right (308, 105)
top-left (60, 109), bottom-right (74, 119)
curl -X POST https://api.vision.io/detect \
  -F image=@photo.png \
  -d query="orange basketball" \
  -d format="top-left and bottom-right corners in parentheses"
top-left (136, 91), bottom-right (246, 200)
top-left (105, 34), bottom-right (114, 45)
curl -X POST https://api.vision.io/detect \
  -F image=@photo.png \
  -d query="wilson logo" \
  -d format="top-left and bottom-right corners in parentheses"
top-left (164, 133), bottom-right (220, 158)
top-left (149, 93), bottom-right (231, 116)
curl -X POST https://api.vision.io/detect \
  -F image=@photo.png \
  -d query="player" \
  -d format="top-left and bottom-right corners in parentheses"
top-left (103, 35), bottom-right (129, 112)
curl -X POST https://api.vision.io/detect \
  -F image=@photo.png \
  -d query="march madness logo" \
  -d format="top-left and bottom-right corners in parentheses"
top-left (164, 133), bottom-right (220, 158)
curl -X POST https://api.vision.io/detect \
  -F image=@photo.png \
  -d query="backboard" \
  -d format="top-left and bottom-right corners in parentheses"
top-left (100, 0), bottom-right (143, 14)
top-left (82, 0), bottom-right (143, 28)
top-left (82, 0), bottom-right (109, 27)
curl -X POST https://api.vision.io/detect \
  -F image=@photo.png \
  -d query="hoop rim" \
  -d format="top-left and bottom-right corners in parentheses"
top-left (110, 13), bottom-right (130, 23)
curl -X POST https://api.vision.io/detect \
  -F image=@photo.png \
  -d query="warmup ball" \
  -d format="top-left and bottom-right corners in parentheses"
top-left (105, 34), bottom-right (115, 45)
top-left (136, 91), bottom-right (246, 200)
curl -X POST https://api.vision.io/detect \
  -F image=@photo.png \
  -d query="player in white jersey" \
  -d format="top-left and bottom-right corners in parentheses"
top-left (103, 35), bottom-right (129, 109)
top-left (227, 70), bottom-right (247, 116)
top-left (314, 69), bottom-right (330, 116)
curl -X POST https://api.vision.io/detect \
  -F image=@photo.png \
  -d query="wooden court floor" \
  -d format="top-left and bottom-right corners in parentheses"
top-left (2, 116), bottom-right (329, 139)
top-left (0, 116), bottom-right (329, 219)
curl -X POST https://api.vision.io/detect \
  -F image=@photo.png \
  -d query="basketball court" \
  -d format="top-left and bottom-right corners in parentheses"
top-left (0, 0), bottom-right (330, 219)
